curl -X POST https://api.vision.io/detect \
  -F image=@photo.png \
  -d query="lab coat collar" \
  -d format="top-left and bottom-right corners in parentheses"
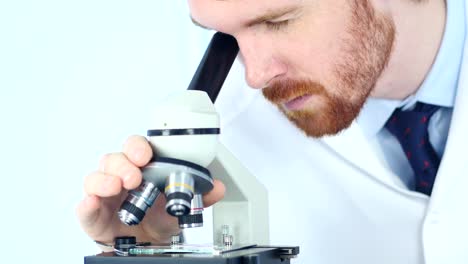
top-left (320, 121), bottom-right (418, 194)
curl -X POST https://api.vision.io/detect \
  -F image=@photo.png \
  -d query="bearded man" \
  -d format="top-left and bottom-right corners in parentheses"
top-left (77, 0), bottom-right (468, 263)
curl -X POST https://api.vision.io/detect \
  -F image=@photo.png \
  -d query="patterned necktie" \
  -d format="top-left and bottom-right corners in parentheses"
top-left (385, 102), bottom-right (440, 195)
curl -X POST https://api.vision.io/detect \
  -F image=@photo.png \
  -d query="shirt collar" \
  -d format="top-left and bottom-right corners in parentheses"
top-left (357, 0), bottom-right (466, 138)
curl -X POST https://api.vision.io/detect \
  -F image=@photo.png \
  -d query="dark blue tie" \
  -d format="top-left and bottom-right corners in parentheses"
top-left (385, 102), bottom-right (440, 195)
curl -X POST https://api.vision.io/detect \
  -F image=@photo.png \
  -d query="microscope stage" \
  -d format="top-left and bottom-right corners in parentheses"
top-left (85, 245), bottom-right (298, 264)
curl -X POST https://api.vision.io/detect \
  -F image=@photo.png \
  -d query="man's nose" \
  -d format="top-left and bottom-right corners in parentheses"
top-left (237, 37), bottom-right (287, 89)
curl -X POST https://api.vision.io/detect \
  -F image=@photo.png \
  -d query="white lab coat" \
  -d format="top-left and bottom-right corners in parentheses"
top-left (214, 17), bottom-right (468, 264)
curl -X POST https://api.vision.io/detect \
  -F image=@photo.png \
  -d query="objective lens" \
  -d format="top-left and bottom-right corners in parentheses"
top-left (164, 172), bottom-right (194, 216)
top-left (178, 194), bottom-right (204, 228)
top-left (118, 180), bottom-right (161, 226)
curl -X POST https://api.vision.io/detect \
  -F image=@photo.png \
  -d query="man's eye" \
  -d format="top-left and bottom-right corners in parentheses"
top-left (264, 20), bottom-right (290, 31)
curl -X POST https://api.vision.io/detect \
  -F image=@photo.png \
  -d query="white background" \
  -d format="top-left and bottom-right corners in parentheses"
top-left (0, 1), bottom-right (215, 263)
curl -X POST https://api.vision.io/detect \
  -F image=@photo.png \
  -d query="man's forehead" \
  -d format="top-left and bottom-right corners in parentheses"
top-left (188, 0), bottom-right (302, 32)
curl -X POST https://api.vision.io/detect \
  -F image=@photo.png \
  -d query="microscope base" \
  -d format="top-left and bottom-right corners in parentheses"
top-left (85, 246), bottom-right (298, 264)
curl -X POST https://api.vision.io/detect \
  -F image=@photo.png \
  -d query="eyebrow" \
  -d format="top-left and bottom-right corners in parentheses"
top-left (190, 5), bottom-right (301, 30)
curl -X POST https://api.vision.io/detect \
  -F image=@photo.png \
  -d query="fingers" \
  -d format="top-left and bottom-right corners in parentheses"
top-left (84, 171), bottom-right (122, 197)
top-left (99, 153), bottom-right (142, 190)
top-left (77, 135), bottom-right (155, 242)
top-left (76, 195), bottom-right (101, 229)
top-left (202, 179), bottom-right (225, 207)
top-left (94, 135), bottom-right (151, 192)
top-left (82, 135), bottom-right (151, 202)
top-left (123, 135), bottom-right (153, 167)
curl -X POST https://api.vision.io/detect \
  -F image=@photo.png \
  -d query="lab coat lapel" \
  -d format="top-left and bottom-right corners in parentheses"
top-left (421, 28), bottom-right (468, 262)
top-left (430, 44), bottom-right (468, 211)
top-left (321, 122), bottom-right (407, 190)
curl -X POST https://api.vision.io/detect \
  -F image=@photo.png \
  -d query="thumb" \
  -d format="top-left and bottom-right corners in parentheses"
top-left (202, 179), bottom-right (225, 207)
top-left (76, 195), bottom-right (101, 230)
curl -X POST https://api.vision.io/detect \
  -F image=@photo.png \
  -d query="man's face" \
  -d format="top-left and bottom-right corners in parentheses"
top-left (189, 0), bottom-right (395, 137)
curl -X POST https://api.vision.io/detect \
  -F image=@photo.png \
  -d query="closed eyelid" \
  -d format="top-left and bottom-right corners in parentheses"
top-left (190, 16), bottom-right (212, 30)
top-left (189, 6), bottom-right (302, 31)
top-left (246, 6), bottom-right (302, 27)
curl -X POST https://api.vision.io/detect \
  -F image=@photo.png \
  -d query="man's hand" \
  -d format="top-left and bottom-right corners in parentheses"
top-left (76, 135), bottom-right (225, 245)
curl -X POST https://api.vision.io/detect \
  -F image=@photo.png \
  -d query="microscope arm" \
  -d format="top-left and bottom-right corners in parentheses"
top-left (208, 143), bottom-right (270, 245)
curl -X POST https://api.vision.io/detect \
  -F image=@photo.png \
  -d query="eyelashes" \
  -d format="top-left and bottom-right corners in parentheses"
top-left (264, 20), bottom-right (291, 31)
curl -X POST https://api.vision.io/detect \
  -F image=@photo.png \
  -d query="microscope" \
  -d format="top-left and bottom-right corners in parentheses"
top-left (84, 32), bottom-right (299, 264)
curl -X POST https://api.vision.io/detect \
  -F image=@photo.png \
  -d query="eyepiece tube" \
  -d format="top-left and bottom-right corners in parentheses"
top-left (187, 32), bottom-right (239, 103)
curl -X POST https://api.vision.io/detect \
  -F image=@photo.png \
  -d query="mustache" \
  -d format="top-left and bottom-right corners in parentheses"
top-left (262, 79), bottom-right (326, 104)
